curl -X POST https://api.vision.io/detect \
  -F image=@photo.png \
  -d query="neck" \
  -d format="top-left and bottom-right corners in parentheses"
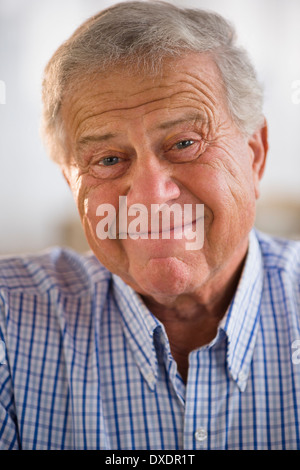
top-left (143, 246), bottom-right (246, 321)
top-left (142, 245), bottom-right (247, 383)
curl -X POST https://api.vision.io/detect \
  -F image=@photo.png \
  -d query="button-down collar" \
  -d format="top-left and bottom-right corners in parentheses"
top-left (112, 229), bottom-right (264, 392)
top-left (112, 274), bottom-right (161, 390)
top-left (221, 229), bottom-right (264, 391)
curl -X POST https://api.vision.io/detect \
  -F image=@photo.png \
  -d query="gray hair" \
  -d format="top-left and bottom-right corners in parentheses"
top-left (41, 0), bottom-right (264, 163)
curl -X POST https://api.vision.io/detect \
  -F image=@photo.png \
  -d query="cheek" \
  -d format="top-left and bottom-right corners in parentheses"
top-left (80, 185), bottom-right (117, 237)
top-left (71, 173), bottom-right (114, 219)
top-left (177, 162), bottom-right (235, 213)
top-left (177, 154), bottom-right (256, 231)
top-left (77, 183), bottom-right (131, 273)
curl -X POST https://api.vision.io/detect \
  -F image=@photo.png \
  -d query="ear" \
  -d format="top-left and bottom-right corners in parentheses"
top-left (248, 119), bottom-right (268, 199)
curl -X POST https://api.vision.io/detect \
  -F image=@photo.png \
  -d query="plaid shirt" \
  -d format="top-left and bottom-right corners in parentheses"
top-left (0, 229), bottom-right (300, 449)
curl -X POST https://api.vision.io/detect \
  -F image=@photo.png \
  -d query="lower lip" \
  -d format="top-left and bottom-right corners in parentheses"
top-left (124, 218), bottom-right (202, 238)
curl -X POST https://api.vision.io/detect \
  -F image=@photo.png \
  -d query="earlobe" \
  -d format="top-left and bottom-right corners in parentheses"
top-left (248, 119), bottom-right (268, 199)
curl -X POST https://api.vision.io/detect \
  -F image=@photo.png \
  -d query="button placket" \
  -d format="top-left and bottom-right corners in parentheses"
top-left (184, 339), bottom-right (229, 449)
top-left (183, 349), bottom-right (210, 449)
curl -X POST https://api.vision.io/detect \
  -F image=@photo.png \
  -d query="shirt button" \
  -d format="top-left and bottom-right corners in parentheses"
top-left (195, 428), bottom-right (207, 442)
top-left (238, 371), bottom-right (247, 382)
top-left (145, 372), bottom-right (155, 385)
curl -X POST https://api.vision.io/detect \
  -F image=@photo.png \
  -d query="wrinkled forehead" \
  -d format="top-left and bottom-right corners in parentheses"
top-left (61, 53), bottom-right (229, 142)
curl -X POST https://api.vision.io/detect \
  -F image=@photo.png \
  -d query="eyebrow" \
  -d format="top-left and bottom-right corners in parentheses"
top-left (77, 132), bottom-right (117, 148)
top-left (76, 112), bottom-right (206, 149)
top-left (155, 112), bottom-right (205, 130)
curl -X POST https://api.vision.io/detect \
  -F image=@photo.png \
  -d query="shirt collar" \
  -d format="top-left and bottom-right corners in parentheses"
top-left (220, 229), bottom-right (264, 391)
top-left (112, 274), bottom-right (161, 391)
top-left (112, 229), bottom-right (264, 392)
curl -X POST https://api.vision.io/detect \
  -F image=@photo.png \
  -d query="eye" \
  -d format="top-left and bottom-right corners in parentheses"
top-left (98, 156), bottom-right (121, 166)
top-left (173, 140), bottom-right (195, 150)
top-left (90, 153), bottom-right (130, 179)
top-left (165, 136), bottom-right (205, 163)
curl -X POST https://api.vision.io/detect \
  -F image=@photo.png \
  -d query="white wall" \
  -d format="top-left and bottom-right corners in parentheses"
top-left (0, 0), bottom-right (299, 254)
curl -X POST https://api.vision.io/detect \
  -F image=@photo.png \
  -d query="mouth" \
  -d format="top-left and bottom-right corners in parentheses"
top-left (120, 216), bottom-right (203, 239)
top-left (97, 198), bottom-right (205, 242)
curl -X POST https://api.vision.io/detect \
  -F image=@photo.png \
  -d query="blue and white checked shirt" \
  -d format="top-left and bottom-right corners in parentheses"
top-left (0, 229), bottom-right (300, 450)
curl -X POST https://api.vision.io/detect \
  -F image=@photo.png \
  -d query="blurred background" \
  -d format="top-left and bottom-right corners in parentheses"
top-left (0, 0), bottom-right (300, 255)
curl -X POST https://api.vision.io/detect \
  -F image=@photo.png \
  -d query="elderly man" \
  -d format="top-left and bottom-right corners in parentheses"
top-left (0, 1), bottom-right (299, 450)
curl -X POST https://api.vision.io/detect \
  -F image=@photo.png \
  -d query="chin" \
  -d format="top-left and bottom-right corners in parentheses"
top-left (127, 255), bottom-right (203, 300)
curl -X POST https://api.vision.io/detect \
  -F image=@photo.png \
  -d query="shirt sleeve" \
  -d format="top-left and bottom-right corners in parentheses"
top-left (0, 402), bottom-right (19, 449)
top-left (0, 352), bottom-right (20, 449)
top-left (0, 293), bottom-right (20, 450)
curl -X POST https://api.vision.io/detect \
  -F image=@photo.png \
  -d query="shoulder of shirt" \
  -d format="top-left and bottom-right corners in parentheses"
top-left (0, 246), bottom-right (112, 296)
top-left (255, 229), bottom-right (300, 277)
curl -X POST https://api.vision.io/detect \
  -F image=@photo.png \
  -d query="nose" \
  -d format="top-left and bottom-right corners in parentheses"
top-left (125, 153), bottom-right (181, 208)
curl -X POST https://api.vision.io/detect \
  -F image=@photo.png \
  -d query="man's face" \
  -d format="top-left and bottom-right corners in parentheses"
top-left (61, 53), bottom-right (267, 303)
